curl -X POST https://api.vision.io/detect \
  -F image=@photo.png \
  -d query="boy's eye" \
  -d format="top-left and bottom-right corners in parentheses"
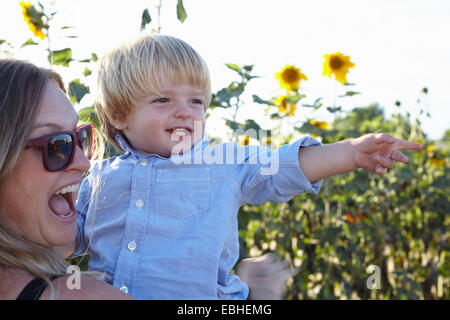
top-left (191, 99), bottom-right (204, 105)
top-left (153, 97), bottom-right (169, 103)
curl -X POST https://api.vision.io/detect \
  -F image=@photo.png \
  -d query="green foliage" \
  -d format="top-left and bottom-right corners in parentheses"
top-left (176, 0), bottom-right (187, 23)
top-left (68, 78), bottom-right (89, 104)
top-left (78, 106), bottom-right (99, 128)
top-left (211, 61), bottom-right (449, 300)
top-left (20, 38), bottom-right (38, 48)
top-left (235, 105), bottom-right (449, 299)
top-left (48, 47), bottom-right (72, 66)
top-left (141, 8), bottom-right (152, 31)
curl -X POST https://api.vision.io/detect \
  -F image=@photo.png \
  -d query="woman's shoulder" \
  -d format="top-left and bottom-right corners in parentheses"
top-left (0, 268), bottom-right (35, 299)
top-left (47, 274), bottom-right (134, 300)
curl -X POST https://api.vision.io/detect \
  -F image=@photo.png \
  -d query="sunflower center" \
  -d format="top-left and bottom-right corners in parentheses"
top-left (282, 69), bottom-right (299, 83)
top-left (329, 56), bottom-right (344, 70)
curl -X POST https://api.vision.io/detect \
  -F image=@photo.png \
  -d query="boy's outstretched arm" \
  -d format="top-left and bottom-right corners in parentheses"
top-left (298, 133), bottom-right (423, 183)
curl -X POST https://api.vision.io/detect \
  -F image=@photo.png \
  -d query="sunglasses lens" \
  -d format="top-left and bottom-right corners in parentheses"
top-left (79, 125), bottom-right (93, 159)
top-left (47, 133), bottom-right (73, 171)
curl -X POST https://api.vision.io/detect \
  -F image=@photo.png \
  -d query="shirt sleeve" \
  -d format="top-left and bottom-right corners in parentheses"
top-left (70, 169), bottom-right (95, 258)
top-left (240, 135), bottom-right (323, 205)
top-left (217, 274), bottom-right (250, 300)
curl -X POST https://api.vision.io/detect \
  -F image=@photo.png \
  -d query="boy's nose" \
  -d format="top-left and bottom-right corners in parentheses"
top-left (173, 102), bottom-right (191, 119)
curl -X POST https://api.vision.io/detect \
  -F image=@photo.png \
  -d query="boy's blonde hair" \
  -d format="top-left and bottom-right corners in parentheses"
top-left (96, 34), bottom-right (212, 151)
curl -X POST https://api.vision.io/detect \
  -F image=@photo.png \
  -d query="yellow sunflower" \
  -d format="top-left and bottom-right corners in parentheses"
top-left (426, 145), bottom-right (435, 154)
top-left (275, 65), bottom-right (307, 92)
top-left (19, 1), bottom-right (46, 40)
top-left (323, 52), bottom-right (354, 84)
top-left (310, 119), bottom-right (330, 130)
top-left (274, 95), bottom-right (297, 117)
top-left (424, 144), bottom-right (446, 167)
top-left (429, 156), bottom-right (445, 168)
top-left (238, 135), bottom-right (250, 146)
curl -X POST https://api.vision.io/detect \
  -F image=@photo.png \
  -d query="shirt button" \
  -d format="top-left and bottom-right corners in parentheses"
top-left (135, 199), bottom-right (144, 209)
top-left (128, 240), bottom-right (137, 251)
top-left (140, 159), bottom-right (148, 167)
top-left (120, 285), bottom-right (128, 293)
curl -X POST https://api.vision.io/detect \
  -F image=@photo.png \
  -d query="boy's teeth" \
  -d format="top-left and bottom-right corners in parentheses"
top-left (173, 128), bottom-right (189, 136)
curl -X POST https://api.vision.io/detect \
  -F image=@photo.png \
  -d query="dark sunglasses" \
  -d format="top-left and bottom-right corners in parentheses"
top-left (26, 123), bottom-right (94, 172)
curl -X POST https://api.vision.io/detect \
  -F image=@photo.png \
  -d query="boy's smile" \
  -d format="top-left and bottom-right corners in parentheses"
top-left (115, 83), bottom-right (206, 157)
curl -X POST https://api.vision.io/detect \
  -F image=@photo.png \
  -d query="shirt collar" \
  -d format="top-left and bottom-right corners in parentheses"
top-left (115, 134), bottom-right (210, 160)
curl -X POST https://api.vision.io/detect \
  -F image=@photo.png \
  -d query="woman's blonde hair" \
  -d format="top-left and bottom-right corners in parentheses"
top-left (96, 34), bottom-right (212, 151)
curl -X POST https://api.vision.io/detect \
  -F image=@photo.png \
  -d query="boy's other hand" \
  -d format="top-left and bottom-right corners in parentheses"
top-left (237, 253), bottom-right (297, 300)
top-left (351, 133), bottom-right (423, 175)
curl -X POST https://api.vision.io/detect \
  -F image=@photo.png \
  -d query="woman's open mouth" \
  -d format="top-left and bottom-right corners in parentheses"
top-left (48, 184), bottom-right (78, 221)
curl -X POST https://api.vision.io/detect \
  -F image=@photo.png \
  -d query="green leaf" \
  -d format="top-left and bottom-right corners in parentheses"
top-left (339, 91), bottom-right (360, 97)
top-left (20, 38), bottom-right (38, 48)
top-left (176, 0), bottom-right (187, 23)
top-left (295, 121), bottom-right (324, 136)
top-left (78, 106), bottom-right (100, 128)
top-left (68, 79), bottom-right (89, 104)
top-left (141, 8), bottom-right (152, 31)
top-left (209, 93), bottom-right (230, 109)
top-left (303, 97), bottom-right (322, 108)
top-left (213, 82), bottom-right (245, 105)
top-left (244, 119), bottom-right (261, 132)
top-left (327, 106), bottom-right (342, 113)
top-left (83, 67), bottom-right (92, 77)
top-left (224, 119), bottom-right (243, 131)
top-left (252, 94), bottom-right (274, 106)
top-left (225, 63), bottom-right (241, 72)
top-left (270, 113), bottom-right (281, 119)
top-left (49, 48), bottom-right (72, 67)
top-left (285, 94), bottom-right (306, 104)
top-left (79, 53), bottom-right (98, 63)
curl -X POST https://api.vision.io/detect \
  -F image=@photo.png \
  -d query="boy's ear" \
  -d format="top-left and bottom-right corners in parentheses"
top-left (110, 112), bottom-right (128, 130)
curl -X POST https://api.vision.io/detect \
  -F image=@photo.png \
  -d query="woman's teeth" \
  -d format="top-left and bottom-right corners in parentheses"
top-left (55, 184), bottom-right (79, 195)
top-left (61, 210), bottom-right (74, 217)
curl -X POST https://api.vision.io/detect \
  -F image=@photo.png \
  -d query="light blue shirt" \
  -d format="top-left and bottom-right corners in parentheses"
top-left (73, 134), bottom-right (322, 299)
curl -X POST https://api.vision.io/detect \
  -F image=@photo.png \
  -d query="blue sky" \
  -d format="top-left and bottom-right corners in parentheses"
top-left (1, 0), bottom-right (449, 140)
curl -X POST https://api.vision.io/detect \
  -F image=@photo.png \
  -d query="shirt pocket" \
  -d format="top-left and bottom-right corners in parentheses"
top-left (155, 167), bottom-right (210, 218)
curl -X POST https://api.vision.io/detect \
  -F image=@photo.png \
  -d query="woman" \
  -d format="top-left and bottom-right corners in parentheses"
top-left (0, 59), bottom-right (294, 300)
top-left (0, 59), bottom-right (132, 299)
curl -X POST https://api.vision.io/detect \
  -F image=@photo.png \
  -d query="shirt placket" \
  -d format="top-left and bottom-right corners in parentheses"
top-left (113, 156), bottom-right (152, 295)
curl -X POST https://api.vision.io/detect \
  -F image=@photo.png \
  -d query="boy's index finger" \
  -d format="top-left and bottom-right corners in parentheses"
top-left (395, 139), bottom-right (423, 150)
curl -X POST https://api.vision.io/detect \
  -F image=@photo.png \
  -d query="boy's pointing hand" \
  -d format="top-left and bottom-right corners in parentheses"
top-left (351, 133), bottom-right (423, 175)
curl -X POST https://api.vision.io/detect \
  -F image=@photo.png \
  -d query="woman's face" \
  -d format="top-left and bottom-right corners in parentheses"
top-left (0, 80), bottom-right (90, 248)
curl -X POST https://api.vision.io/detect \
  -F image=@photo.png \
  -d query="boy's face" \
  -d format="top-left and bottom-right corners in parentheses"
top-left (115, 83), bottom-right (206, 157)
